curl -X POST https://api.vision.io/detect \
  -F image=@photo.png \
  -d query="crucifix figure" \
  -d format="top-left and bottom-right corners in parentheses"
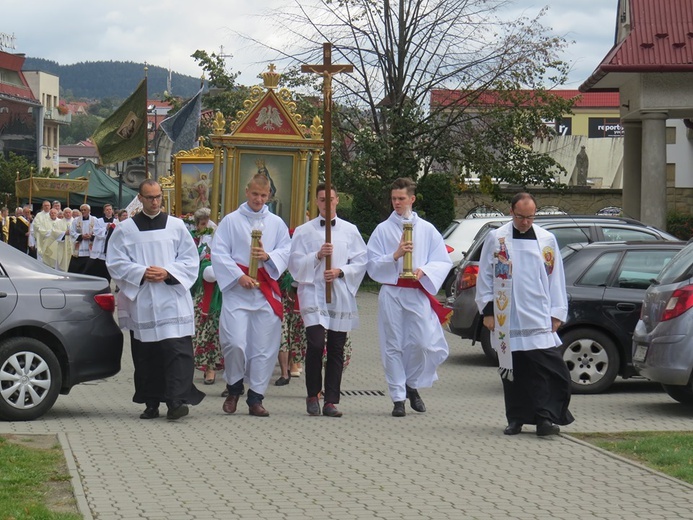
top-left (302, 42), bottom-right (353, 303)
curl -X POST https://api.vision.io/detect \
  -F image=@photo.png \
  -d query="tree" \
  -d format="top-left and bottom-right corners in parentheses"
top-left (263, 0), bottom-right (573, 223)
top-left (60, 113), bottom-right (103, 145)
top-left (0, 153), bottom-right (37, 209)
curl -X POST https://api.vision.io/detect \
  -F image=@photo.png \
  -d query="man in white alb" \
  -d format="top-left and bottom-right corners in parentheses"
top-left (212, 173), bottom-right (291, 417)
top-left (69, 204), bottom-right (98, 273)
top-left (289, 183), bottom-right (367, 417)
top-left (32, 200), bottom-right (52, 262)
top-left (367, 177), bottom-right (452, 417)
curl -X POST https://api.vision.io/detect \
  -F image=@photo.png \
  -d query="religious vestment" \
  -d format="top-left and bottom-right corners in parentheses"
top-left (211, 202), bottom-right (291, 403)
top-left (32, 210), bottom-right (51, 261)
top-left (366, 211), bottom-right (452, 402)
top-left (69, 215), bottom-right (98, 273)
top-left (8, 215), bottom-right (30, 253)
top-left (41, 218), bottom-right (69, 270)
top-left (86, 215), bottom-right (117, 280)
top-left (475, 221), bottom-right (574, 426)
top-left (289, 215), bottom-right (368, 405)
top-left (106, 211), bottom-right (204, 409)
top-left (58, 218), bottom-right (74, 272)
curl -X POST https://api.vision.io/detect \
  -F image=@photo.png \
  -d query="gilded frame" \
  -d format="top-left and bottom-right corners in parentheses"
top-left (173, 146), bottom-right (215, 217)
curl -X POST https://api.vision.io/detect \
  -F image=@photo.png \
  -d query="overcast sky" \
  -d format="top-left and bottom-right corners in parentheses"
top-left (2, 0), bottom-right (619, 90)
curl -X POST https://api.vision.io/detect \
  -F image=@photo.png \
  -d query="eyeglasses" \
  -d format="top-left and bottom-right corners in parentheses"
top-left (513, 214), bottom-right (536, 221)
top-left (141, 194), bottom-right (163, 202)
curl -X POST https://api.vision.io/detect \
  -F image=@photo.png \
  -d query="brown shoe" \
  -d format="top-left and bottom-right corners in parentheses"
top-left (248, 402), bottom-right (270, 417)
top-left (222, 394), bottom-right (239, 414)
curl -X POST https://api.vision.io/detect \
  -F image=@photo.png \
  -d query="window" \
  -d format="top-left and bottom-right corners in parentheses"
top-left (657, 243), bottom-right (693, 284)
top-left (601, 227), bottom-right (659, 242)
top-left (578, 252), bottom-right (620, 286)
top-left (666, 126), bottom-right (676, 145)
top-left (614, 250), bottom-right (679, 289)
top-left (547, 227), bottom-right (592, 249)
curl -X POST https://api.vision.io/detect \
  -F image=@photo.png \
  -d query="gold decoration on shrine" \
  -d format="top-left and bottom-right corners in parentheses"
top-left (175, 144), bottom-right (214, 158)
top-left (213, 111), bottom-right (226, 135)
top-left (229, 85), bottom-right (309, 136)
top-left (158, 175), bottom-right (175, 188)
top-left (262, 64), bottom-right (281, 89)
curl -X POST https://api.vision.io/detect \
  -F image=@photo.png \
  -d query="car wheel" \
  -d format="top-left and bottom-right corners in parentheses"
top-left (0, 337), bottom-right (62, 421)
top-left (661, 383), bottom-right (693, 405)
top-left (479, 326), bottom-right (498, 364)
top-left (560, 328), bottom-right (619, 394)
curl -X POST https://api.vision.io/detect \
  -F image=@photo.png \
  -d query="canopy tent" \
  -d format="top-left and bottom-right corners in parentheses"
top-left (43, 162), bottom-right (137, 210)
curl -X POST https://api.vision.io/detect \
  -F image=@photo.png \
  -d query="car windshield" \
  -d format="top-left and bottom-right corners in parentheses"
top-left (656, 242), bottom-right (693, 285)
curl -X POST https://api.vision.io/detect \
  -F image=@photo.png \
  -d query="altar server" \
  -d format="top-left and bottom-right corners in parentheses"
top-left (366, 177), bottom-right (452, 417)
top-left (69, 204), bottom-right (98, 273)
top-left (212, 173), bottom-right (291, 417)
top-left (107, 179), bottom-right (204, 421)
top-left (289, 183), bottom-right (367, 417)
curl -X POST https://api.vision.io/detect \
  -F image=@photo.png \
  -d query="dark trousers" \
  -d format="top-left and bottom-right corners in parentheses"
top-left (130, 332), bottom-right (205, 409)
top-left (305, 325), bottom-right (346, 404)
top-left (84, 258), bottom-right (111, 282)
top-left (68, 255), bottom-right (90, 274)
top-left (501, 347), bottom-right (574, 426)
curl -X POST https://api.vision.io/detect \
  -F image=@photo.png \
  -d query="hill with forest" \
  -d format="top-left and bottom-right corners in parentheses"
top-left (22, 58), bottom-right (202, 101)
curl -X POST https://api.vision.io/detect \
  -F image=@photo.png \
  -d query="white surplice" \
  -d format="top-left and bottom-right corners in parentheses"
top-left (211, 203), bottom-right (291, 396)
top-left (289, 216), bottom-right (367, 332)
top-left (91, 217), bottom-right (116, 260)
top-left (475, 222), bottom-right (568, 355)
top-left (70, 216), bottom-right (98, 258)
top-left (106, 214), bottom-right (199, 342)
top-left (366, 211), bottom-right (452, 402)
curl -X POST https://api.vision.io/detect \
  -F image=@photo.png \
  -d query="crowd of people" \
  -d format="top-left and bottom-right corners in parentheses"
top-left (1, 199), bottom-right (129, 278)
top-left (2, 176), bottom-right (573, 435)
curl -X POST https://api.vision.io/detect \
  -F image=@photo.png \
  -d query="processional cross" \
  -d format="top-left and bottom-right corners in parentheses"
top-left (302, 43), bottom-right (353, 303)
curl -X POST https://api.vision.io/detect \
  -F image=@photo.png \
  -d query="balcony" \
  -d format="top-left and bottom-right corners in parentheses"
top-left (44, 108), bottom-right (71, 124)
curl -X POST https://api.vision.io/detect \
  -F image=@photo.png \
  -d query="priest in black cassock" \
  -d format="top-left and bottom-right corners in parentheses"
top-left (107, 179), bottom-right (205, 420)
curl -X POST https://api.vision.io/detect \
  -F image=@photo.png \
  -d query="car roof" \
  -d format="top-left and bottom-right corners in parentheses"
top-left (565, 240), bottom-right (687, 251)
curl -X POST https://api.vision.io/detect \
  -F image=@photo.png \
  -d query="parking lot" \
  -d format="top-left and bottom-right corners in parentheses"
top-left (0, 291), bottom-right (691, 520)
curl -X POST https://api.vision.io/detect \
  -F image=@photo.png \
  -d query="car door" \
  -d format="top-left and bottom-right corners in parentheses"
top-left (0, 263), bottom-right (19, 326)
top-left (602, 248), bottom-right (682, 364)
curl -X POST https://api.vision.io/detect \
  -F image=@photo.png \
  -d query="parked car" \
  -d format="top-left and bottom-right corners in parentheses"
top-left (446, 214), bottom-right (681, 392)
top-left (633, 241), bottom-right (693, 404)
top-left (442, 215), bottom-right (508, 296)
top-left (0, 242), bottom-right (123, 421)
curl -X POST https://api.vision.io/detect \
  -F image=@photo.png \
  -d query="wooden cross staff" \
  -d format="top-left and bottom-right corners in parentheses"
top-left (302, 42), bottom-right (353, 303)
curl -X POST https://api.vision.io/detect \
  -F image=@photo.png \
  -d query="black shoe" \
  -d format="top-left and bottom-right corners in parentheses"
top-left (406, 386), bottom-right (426, 413)
top-left (503, 422), bottom-right (523, 435)
top-left (274, 375), bottom-right (291, 386)
top-left (392, 401), bottom-right (406, 417)
top-left (166, 404), bottom-right (189, 421)
top-left (139, 406), bottom-right (159, 420)
top-left (536, 419), bottom-right (560, 436)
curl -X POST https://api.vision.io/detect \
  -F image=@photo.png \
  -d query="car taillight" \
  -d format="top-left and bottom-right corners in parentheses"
top-left (445, 245), bottom-right (454, 254)
top-left (661, 286), bottom-right (693, 322)
top-left (94, 293), bottom-right (116, 313)
top-left (456, 264), bottom-right (479, 292)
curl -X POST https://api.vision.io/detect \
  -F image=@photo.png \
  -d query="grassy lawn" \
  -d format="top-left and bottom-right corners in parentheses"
top-left (571, 431), bottom-right (693, 485)
top-left (0, 434), bottom-right (81, 520)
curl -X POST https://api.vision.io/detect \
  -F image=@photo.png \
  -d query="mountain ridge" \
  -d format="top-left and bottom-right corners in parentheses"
top-left (22, 57), bottom-right (202, 101)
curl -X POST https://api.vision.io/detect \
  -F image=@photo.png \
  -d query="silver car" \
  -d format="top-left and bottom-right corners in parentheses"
top-left (633, 242), bottom-right (693, 404)
top-left (0, 242), bottom-right (123, 421)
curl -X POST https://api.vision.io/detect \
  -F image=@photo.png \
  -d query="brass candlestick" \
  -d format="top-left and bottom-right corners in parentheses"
top-left (400, 222), bottom-right (417, 279)
top-left (248, 229), bottom-right (262, 284)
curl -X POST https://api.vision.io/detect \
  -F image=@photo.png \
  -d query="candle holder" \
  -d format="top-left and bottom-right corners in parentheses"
top-left (400, 222), bottom-right (417, 279)
top-left (248, 229), bottom-right (262, 286)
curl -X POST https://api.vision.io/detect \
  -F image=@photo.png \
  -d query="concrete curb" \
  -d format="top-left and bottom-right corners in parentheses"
top-left (58, 432), bottom-right (93, 520)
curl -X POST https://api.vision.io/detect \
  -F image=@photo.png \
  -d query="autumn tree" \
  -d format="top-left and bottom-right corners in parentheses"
top-left (261, 0), bottom-right (574, 230)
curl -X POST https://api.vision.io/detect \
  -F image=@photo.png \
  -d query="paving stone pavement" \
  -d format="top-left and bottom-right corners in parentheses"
top-left (1, 291), bottom-right (692, 519)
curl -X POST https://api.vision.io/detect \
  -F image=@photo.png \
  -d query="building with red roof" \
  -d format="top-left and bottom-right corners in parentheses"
top-left (580, 0), bottom-right (693, 228)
